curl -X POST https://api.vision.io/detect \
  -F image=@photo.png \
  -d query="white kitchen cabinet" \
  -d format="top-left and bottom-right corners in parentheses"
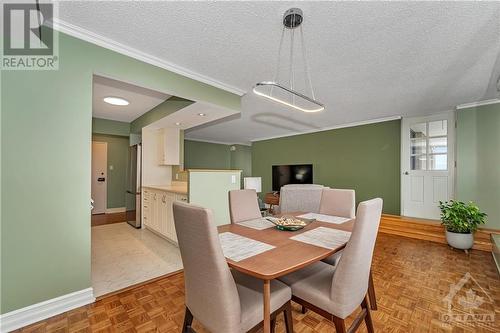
top-left (142, 189), bottom-right (151, 227)
top-left (142, 188), bottom-right (187, 245)
top-left (157, 128), bottom-right (180, 165)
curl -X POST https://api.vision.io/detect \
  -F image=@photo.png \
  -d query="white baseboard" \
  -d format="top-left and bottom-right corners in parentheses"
top-left (105, 207), bottom-right (126, 214)
top-left (0, 288), bottom-right (95, 332)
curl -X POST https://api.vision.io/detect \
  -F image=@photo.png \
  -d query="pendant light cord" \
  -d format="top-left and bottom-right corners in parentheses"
top-left (272, 27), bottom-right (286, 83)
top-left (300, 25), bottom-right (316, 100)
top-left (271, 10), bottom-right (317, 103)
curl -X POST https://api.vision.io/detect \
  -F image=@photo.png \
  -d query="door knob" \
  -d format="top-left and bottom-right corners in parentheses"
top-left (404, 171), bottom-right (409, 175)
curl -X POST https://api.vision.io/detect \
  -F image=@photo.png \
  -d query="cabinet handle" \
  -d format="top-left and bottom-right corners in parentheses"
top-left (181, 198), bottom-right (187, 202)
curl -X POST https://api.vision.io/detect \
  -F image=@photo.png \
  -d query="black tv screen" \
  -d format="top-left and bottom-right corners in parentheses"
top-left (272, 164), bottom-right (313, 191)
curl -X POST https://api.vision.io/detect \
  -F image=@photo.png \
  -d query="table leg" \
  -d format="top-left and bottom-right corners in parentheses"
top-left (263, 279), bottom-right (271, 333)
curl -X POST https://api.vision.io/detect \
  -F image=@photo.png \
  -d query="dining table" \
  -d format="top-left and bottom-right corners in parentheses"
top-left (217, 212), bottom-right (377, 333)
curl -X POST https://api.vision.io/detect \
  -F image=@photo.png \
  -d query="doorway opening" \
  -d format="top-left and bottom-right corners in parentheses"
top-left (90, 74), bottom-right (183, 297)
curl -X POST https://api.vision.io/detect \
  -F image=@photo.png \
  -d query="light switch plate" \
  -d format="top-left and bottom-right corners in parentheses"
top-left (231, 175), bottom-right (236, 184)
top-left (109, 165), bottom-right (114, 170)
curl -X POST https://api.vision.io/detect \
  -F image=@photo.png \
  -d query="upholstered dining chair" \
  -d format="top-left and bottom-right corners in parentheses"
top-left (318, 189), bottom-right (378, 312)
top-left (279, 184), bottom-right (326, 213)
top-left (229, 189), bottom-right (262, 224)
top-left (320, 188), bottom-right (355, 267)
top-left (279, 198), bottom-right (383, 333)
top-left (173, 201), bottom-right (293, 333)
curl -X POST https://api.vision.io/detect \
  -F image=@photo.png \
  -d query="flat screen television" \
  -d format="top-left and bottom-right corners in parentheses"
top-left (272, 164), bottom-right (313, 191)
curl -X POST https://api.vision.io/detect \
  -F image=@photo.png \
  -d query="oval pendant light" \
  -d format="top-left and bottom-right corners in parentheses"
top-left (253, 8), bottom-right (324, 113)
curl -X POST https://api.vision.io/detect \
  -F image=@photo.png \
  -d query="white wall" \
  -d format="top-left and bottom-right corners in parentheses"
top-left (142, 128), bottom-right (172, 186)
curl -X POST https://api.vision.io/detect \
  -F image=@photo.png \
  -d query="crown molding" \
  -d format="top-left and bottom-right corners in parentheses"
top-left (456, 98), bottom-right (500, 110)
top-left (184, 138), bottom-right (251, 146)
top-left (49, 18), bottom-right (245, 97)
top-left (251, 115), bottom-right (402, 142)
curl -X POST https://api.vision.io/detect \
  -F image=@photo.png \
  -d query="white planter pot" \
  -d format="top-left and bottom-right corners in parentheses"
top-left (445, 231), bottom-right (474, 250)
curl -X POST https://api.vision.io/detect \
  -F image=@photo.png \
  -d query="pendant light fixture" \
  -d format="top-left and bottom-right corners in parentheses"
top-left (253, 8), bottom-right (324, 113)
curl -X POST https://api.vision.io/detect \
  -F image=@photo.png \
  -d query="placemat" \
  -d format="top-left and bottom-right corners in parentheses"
top-left (219, 232), bottom-right (275, 262)
top-left (237, 218), bottom-right (275, 230)
top-left (290, 227), bottom-right (351, 250)
top-left (297, 212), bottom-right (351, 224)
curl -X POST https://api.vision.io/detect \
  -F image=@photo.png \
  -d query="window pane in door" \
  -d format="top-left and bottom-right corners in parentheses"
top-left (411, 155), bottom-right (426, 170)
top-left (411, 139), bottom-right (426, 155)
top-left (428, 120), bottom-right (447, 137)
top-left (429, 154), bottom-right (447, 170)
top-left (429, 137), bottom-right (447, 154)
top-left (410, 123), bottom-right (427, 139)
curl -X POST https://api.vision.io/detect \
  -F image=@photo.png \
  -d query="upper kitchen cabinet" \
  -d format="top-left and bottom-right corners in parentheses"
top-left (157, 128), bottom-right (180, 165)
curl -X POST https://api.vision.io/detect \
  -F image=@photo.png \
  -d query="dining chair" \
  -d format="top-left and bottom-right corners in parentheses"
top-left (228, 189), bottom-right (262, 224)
top-left (320, 188), bottom-right (355, 266)
top-left (173, 201), bottom-right (294, 333)
top-left (279, 184), bottom-right (325, 214)
top-left (317, 189), bottom-right (378, 312)
top-left (279, 198), bottom-right (383, 333)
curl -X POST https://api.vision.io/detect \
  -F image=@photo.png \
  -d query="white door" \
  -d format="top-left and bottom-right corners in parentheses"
top-left (401, 112), bottom-right (455, 219)
top-left (91, 142), bottom-right (107, 214)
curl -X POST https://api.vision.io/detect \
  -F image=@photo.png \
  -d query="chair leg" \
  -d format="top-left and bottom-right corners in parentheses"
top-left (361, 295), bottom-right (375, 333)
top-left (182, 306), bottom-right (194, 333)
top-left (301, 305), bottom-right (307, 314)
top-left (332, 315), bottom-right (346, 333)
top-left (368, 270), bottom-right (378, 310)
top-left (283, 301), bottom-right (294, 333)
top-left (270, 317), bottom-right (276, 333)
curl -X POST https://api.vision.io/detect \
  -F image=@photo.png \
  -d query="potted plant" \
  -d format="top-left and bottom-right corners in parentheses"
top-left (438, 200), bottom-right (487, 251)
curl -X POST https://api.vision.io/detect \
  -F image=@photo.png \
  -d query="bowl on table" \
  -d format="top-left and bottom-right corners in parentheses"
top-left (266, 216), bottom-right (314, 231)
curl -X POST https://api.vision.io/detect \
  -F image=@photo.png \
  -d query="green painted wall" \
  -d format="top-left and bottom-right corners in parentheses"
top-left (189, 170), bottom-right (242, 226)
top-left (1, 29), bottom-right (240, 314)
top-left (457, 104), bottom-right (500, 229)
top-left (184, 140), bottom-right (231, 169)
top-left (92, 118), bottom-right (130, 137)
top-left (92, 134), bottom-right (129, 209)
top-left (230, 145), bottom-right (252, 179)
top-left (184, 140), bottom-right (253, 184)
top-left (252, 120), bottom-right (401, 214)
top-left (130, 97), bottom-right (194, 134)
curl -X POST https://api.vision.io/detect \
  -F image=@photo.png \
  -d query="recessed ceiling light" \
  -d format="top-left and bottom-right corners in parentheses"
top-left (197, 113), bottom-right (206, 117)
top-left (175, 122), bottom-right (181, 126)
top-left (103, 96), bottom-right (129, 106)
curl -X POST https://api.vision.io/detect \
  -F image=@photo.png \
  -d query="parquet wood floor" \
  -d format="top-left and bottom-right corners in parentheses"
top-left (14, 233), bottom-right (499, 333)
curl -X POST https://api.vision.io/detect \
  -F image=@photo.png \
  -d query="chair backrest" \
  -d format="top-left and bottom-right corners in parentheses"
top-left (279, 184), bottom-right (325, 213)
top-left (319, 188), bottom-right (356, 218)
top-left (329, 198), bottom-right (383, 318)
top-left (173, 202), bottom-right (241, 333)
top-left (228, 189), bottom-right (262, 224)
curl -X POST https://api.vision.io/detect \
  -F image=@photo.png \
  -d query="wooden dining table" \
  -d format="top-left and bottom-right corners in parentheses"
top-left (217, 212), bottom-right (364, 333)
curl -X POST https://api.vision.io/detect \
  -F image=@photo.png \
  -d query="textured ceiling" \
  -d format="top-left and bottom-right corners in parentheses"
top-left (60, 1), bottom-right (500, 144)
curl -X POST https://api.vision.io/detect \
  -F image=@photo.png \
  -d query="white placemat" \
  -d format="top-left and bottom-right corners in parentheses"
top-left (290, 227), bottom-right (351, 250)
top-left (237, 218), bottom-right (275, 230)
top-left (297, 212), bottom-right (351, 224)
top-left (219, 232), bottom-right (275, 262)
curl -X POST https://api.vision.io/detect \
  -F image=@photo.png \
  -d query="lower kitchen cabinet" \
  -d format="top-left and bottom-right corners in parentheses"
top-left (142, 188), bottom-right (187, 244)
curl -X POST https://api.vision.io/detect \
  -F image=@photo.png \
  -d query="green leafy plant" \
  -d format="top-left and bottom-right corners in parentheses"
top-left (438, 200), bottom-right (487, 233)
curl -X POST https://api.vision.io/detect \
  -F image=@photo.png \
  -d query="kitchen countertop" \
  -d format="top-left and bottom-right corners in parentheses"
top-left (143, 183), bottom-right (188, 195)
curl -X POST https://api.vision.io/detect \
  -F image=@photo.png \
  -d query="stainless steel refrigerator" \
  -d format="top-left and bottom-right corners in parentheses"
top-left (126, 144), bottom-right (142, 228)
